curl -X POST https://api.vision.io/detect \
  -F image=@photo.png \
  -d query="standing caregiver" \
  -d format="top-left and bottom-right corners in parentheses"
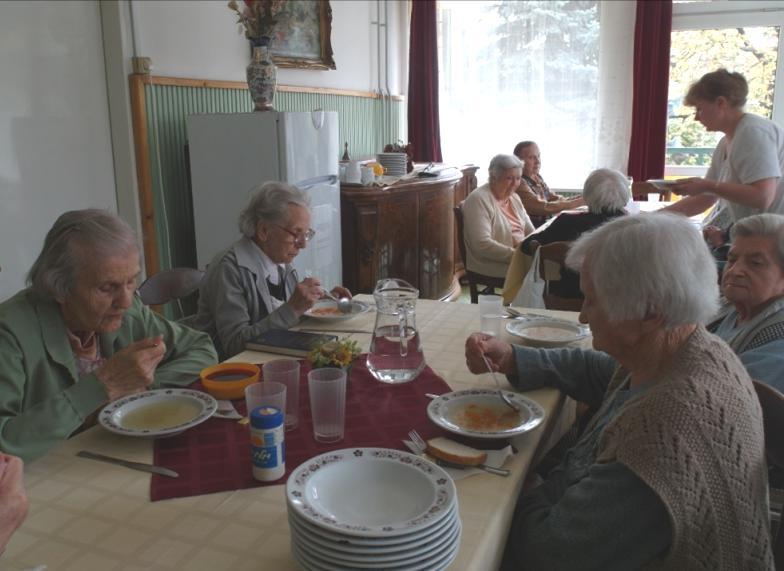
top-left (665, 69), bottom-right (784, 226)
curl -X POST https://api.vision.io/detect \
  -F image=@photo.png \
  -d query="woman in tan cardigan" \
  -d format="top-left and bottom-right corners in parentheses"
top-left (461, 154), bottom-right (535, 278)
top-left (467, 213), bottom-right (772, 570)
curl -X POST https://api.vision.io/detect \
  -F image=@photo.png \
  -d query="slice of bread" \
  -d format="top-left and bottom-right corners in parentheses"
top-left (426, 437), bottom-right (487, 466)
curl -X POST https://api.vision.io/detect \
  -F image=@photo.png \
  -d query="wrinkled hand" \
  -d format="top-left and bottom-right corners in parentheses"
top-left (465, 332), bottom-right (516, 376)
top-left (287, 277), bottom-right (323, 315)
top-left (95, 335), bottom-right (166, 402)
top-left (0, 454), bottom-right (28, 552)
top-left (703, 225), bottom-right (726, 248)
top-left (328, 286), bottom-right (352, 301)
top-left (672, 177), bottom-right (711, 197)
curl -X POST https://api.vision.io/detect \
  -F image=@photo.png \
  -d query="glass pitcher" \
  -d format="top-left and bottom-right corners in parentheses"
top-left (366, 279), bottom-right (425, 384)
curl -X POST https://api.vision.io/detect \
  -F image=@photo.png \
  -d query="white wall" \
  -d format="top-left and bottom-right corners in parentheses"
top-left (0, 0), bottom-right (117, 300)
top-left (129, 0), bottom-right (408, 94)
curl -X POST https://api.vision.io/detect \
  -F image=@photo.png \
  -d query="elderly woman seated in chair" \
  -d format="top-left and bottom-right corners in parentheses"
top-left (462, 154), bottom-right (535, 279)
top-left (708, 213), bottom-right (784, 390)
top-left (191, 182), bottom-right (352, 360)
top-left (517, 168), bottom-right (631, 299)
top-left (467, 213), bottom-right (772, 570)
top-left (0, 210), bottom-right (217, 462)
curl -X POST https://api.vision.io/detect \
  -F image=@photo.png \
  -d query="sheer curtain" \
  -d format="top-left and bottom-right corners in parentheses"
top-left (438, 0), bottom-right (635, 189)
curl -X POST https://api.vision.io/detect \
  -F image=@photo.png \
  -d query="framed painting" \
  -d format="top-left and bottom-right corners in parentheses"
top-left (272, 1), bottom-right (336, 70)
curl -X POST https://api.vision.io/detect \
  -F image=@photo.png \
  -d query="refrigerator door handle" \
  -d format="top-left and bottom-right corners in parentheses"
top-left (295, 174), bottom-right (338, 190)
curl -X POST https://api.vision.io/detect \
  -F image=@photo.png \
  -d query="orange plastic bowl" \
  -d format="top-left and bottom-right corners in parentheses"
top-left (200, 362), bottom-right (260, 400)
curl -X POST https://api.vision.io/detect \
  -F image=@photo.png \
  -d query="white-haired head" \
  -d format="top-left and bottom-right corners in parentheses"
top-left (566, 213), bottom-right (719, 328)
top-left (238, 181), bottom-right (310, 237)
top-left (582, 169), bottom-right (631, 214)
top-left (487, 154), bottom-right (522, 181)
top-left (731, 213), bottom-right (784, 269)
top-left (27, 209), bottom-right (138, 301)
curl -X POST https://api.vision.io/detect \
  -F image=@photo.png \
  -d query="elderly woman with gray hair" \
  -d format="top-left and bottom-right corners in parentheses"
top-left (461, 154), bottom-right (535, 278)
top-left (192, 182), bottom-right (352, 359)
top-left (466, 214), bottom-right (771, 569)
top-left (517, 168), bottom-right (631, 298)
top-left (0, 210), bottom-right (217, 462)
top-left (708, 213), bottom-right (784, 390)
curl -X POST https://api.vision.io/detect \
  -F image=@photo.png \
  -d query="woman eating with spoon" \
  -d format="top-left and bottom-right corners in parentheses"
top-left (465, 214), bottom-right (771, 569)
top-left (191, 182), bottom-right (352, 359)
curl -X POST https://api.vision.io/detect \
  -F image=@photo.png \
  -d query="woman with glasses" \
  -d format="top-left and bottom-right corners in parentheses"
top-left (192, 182), bottom-right (352, 359)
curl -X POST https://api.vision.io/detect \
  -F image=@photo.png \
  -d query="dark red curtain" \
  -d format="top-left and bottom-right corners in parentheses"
top-left (407, 0), bottom-right (443, 163)
top-left (627, 0), bottom-right (672, 183)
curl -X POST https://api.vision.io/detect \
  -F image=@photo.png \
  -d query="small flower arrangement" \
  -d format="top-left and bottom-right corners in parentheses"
top-left (228, 0), bottom-right (286, 43)
top-left (307, 339), bottom-right (361, 370)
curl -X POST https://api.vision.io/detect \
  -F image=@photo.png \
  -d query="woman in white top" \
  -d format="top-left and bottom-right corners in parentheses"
top-left (462, 154), bottom-right (535, 278)
top-left (666, 69), bottom-right (784, 229)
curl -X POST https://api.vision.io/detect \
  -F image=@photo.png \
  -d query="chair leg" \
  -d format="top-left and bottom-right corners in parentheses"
top-left (470, 283), bottom-right (479, 304)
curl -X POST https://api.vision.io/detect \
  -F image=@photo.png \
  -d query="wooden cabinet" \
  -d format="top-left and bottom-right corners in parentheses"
top-left (341, 168), bottom-right (476, 300)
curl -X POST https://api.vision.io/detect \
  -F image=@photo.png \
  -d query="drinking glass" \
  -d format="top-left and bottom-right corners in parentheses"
top-left (648, 192), bottom-right (661, 203)
top-left (245, 381), bottom-right (286, 423)
top-left (308, 368), bottom-right (347, 443)
top-left (262, 360), bottom-right (300, 430)
top-left (478, 294), bottom-right (503, 337)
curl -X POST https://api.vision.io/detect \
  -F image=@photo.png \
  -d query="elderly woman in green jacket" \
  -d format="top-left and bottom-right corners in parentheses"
top-left (0, 210), bottom-right (217, 462)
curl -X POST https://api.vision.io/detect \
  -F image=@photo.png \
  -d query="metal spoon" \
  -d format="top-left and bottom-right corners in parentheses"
top-left (481, 354), bottom-right (521, 412)
top-left (323, 290), bottom-right (353, 314)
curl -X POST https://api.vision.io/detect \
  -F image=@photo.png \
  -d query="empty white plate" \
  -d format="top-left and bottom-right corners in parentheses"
top-left (506, 318), bottom-right (590, 348)
top-left (287, 448), bottom-right (456, 537)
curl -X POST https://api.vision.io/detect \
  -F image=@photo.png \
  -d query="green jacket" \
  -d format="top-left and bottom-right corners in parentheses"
top-left (0, 289), bottom-right (218, 462)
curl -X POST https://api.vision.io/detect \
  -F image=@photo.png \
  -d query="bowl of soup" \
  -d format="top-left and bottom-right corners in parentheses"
top-left (200, 362), bottom-right (260, 400)
top-left (99, 388), bottom-right (218, 437)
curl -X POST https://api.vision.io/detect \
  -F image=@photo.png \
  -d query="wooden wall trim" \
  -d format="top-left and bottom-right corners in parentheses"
top-left (128, 73), bottom-right (160, 279)
top-left (141, 74), bottom-right (404, 101)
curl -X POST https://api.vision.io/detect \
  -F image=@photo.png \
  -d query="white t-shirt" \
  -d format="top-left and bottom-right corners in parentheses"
top-left (705, 113), bottom-right (784, 222)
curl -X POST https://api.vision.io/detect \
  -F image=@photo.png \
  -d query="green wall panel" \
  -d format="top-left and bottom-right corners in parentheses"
top-left (142, 83), bottom-right (404, 318)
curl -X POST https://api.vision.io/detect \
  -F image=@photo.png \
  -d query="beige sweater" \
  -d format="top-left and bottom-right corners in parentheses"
top-left (462, 184), bottom-right (534, 278)
top-left (597, 327), bottom-right (773, 570)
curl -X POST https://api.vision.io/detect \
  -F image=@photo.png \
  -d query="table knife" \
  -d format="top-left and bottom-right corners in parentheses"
top-left (77, 450), bottom-right (179, 478)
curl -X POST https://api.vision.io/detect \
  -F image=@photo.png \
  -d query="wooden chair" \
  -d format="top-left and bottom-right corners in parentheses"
top-left (137, 267), bottom-right (205, 319)
top-left (529, 240), bottom-right (583, 311)
top-left (454, 204), bottom-right (506, 304)
top-left (753, 380), bottom-right (784, 567)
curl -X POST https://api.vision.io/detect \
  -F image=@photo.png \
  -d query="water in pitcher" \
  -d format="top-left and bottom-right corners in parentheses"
top-left (366, 278), bottom-right (426, 384)
top-left (366, 325), bottom-right (425, 383)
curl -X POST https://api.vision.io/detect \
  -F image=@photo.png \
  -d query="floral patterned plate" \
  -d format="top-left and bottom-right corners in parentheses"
top-left (286, 448), bottom-right (456, 537)
top-left (427, 389), bottom-right (546, 439)
top-left (99, 388), bottom-right (217, 438)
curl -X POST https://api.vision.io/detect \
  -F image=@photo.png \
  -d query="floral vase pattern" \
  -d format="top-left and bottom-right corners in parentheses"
top-left (247, 38), bottom-right (276, 111)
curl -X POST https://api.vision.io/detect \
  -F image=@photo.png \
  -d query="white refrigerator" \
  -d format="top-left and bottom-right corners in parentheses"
top-left (186, 111), bottom-right (342, 289)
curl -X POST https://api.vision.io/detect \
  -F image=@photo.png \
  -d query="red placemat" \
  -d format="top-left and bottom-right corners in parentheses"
top-left (151, 356), bottom-right (453, 501)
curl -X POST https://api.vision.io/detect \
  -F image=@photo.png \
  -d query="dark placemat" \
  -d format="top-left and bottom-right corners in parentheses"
top-left (151, 356), bottom-right (453, 501)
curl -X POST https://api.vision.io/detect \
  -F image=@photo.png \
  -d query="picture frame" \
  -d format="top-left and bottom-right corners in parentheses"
top-left (271, 0), bottom-right (336, 70)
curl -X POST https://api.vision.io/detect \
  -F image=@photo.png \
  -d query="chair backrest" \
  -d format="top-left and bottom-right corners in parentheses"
top-left (137, 267), bottom-right (205, 306)
top-left (752, 380), bottom-right (784, 566)
top-left (754, 381), bottom-right (784, 469)
top-left (454, 204), bottom-right (468, 268)
top-left (530, 240), bottom-right (583, 312)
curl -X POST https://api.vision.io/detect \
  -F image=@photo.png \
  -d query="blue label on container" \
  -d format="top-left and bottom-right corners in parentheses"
top-left (252, 445), bottom-right (280, 468)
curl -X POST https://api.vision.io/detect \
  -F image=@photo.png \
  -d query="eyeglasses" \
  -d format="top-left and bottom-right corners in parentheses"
top-left (273, 224), bottom-right (316, 244)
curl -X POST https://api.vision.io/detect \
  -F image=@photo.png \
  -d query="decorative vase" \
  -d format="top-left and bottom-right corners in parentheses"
top-left (247, 38), bottom-right (276, 112)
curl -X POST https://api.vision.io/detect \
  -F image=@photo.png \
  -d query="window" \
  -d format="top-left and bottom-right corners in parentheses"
top-left (437, 1), bottom-right (600, 189)
top-left (666, 1), bottom-right (784, 177)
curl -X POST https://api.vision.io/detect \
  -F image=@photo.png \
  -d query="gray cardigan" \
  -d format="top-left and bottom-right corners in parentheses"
top-left (191, 237), bottom-right (300, 360)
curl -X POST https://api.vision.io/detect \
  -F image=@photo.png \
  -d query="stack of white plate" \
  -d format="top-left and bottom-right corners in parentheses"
top-left (286, 448), bottom-right (460, 571)
top-left (377, 152), bottom-right (408, 176)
